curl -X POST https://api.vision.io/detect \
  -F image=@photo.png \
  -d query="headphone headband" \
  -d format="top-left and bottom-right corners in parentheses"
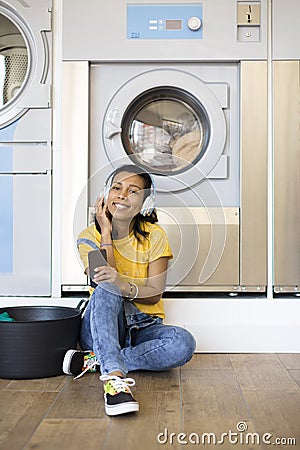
top-left (103, 165), bottom-right (156, 216)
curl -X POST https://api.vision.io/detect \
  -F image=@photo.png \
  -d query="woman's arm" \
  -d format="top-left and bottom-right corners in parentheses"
top-left (93, 256), bottom-right (169, 304)
top-left (131, 257), bottom-right (169, 305)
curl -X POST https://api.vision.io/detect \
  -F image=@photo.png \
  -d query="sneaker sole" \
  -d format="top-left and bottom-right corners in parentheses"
top-left (104, 400), bottom-right (139, 416)
top-left (62, 349), bottom-right (78, 375)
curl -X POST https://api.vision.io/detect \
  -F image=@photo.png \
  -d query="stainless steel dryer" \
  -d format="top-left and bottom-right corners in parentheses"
top-left (0, 0), bottom-right (52, 296)
top-left (62, 0), bottom-right (268, 294)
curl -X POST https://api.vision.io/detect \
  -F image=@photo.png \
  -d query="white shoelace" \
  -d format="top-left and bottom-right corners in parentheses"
top-left (73, 359), bottom-right (99, 380)
top-left (99, 375), bottom-right (136, 390)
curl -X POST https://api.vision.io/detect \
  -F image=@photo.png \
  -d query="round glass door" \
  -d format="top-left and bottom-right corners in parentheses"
top-left (0, 12), bottom-right (29, 109)
top-left (103, 68), bottom-right (227, 192)
top-left (121, 87), bottom-right (210, 175)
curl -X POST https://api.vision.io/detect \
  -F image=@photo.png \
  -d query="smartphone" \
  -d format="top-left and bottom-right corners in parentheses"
top-left (88, 249), bottom-right (107, 287)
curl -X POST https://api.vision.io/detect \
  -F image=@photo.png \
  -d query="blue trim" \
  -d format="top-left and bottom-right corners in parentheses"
top-left (0, 176), bottom-right (13, 273)
top-left (0, 120), bottom-right (18, 144)
top-left (0, 146), bottom-right (13, 172)
top-left (77, 238), bottom-right (99, 251)
top-left (0, 121), bottom-right (17, 273)
top-left (0, 121), bottom-right (18, 172)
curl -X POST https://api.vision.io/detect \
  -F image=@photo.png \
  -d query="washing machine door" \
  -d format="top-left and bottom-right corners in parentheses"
top-left (103, 69), bottom-right (226, 192)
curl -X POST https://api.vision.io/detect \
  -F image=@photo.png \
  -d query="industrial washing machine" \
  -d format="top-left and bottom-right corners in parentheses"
top-left (61, 0), bottom-right (268, 294)
top-left (0, 0), bottom-right (52, 295)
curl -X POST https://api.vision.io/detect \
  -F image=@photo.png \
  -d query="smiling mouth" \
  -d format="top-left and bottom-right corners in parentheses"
top-left (113, 202), bottom-right (130, 209)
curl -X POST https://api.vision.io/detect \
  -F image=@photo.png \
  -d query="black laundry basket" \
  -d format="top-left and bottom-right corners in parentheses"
top-left (0, 301), bottom-right (87, 379)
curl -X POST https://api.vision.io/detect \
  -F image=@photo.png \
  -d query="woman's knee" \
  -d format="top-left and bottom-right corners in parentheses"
top-left (87, 282), bottom-right (123, 318)
top-left (171, 326), bottom-right (196, 366)
top-left (91, 282), bottom-right (122, 304)
top-left (97, 281), bottom-right (121, 295)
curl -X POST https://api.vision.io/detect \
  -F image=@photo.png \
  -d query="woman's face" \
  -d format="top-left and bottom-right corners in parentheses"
top-left (106, 171), bottom-right (146, 222)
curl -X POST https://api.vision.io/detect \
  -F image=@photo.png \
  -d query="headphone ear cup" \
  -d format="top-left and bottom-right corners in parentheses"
top-left (140, 196), bottom-right (155, 216)
top-left (103, 184), bottom-right (110, 202)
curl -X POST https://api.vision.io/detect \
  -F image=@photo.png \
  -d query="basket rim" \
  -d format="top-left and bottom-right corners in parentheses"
top-left (0, 305), bottom-right (81, 323)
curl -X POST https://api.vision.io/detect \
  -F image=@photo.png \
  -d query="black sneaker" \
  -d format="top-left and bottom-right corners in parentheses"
top-left (62, 349), bottom-right (99, 379)
top-left (100, 375), bottom-right (139, 416)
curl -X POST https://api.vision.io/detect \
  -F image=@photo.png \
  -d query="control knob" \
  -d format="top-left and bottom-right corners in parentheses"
top-left (187, 16), bottom-right (202, 31)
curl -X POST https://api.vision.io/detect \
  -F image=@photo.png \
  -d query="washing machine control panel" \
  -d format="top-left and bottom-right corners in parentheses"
top-left (127, 4), bottom-right (203, 39)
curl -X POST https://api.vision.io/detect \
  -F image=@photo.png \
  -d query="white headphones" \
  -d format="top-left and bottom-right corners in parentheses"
top-left (103, 166), bottom-right (156, 217)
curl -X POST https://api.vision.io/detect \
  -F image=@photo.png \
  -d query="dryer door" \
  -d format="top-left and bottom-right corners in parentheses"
top-left (103, 69), bottom-right (227, 192)
top-left (0, 1), bottom-right (51, 128)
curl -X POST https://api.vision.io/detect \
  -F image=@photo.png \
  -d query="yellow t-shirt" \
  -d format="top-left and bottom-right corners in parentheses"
top-left (77, 222), bottom-right (173, 319)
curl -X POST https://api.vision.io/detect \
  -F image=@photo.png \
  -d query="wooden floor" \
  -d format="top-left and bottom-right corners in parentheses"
top-left (0, 354), bottom-right (299, 450)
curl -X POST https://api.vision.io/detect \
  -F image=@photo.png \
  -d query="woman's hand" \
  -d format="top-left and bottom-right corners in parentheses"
top-left (92, 264), bottom-right (121, 286)
top-left (92, 265), bottom-right (129, 296)
top-left (95, 195), bottom-right (112, 234)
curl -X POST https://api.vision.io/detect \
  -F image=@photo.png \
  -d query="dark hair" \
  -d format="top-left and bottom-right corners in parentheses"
top-left (96, 164), bottom-right (158, 241)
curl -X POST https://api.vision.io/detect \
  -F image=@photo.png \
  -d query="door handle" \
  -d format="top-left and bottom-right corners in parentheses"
top-left (104, 109), bottom-right (122, 139)
top-left (104, 122), bottom-right (122, 139)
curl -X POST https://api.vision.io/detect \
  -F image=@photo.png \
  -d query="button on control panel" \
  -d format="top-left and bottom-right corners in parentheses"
top-left (187, 16), bottom-right (202, 31)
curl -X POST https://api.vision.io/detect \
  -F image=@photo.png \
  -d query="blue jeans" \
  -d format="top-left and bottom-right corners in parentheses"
top-left (79, 282), bottom-right (196, 376)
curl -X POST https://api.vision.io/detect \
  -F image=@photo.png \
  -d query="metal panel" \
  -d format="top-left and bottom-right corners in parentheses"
top-left (0, 110), bottom-right (51, 142)
top-left (273, 0), bottom-right (300, 60)
top-left (62, 0), bottom-right (267, 62)
top-left (0, 172), bottom-right (51, 296)
top-left (0, 142), bottom-right (51, 173)
top-left (61, 61), bottom-right (89, 286)
top-left (274, 61), bottom-right (300, 290)
top-left (240, 61), bottom-right (267, 287)
top-left (158, 207), bottom-right (239, 289)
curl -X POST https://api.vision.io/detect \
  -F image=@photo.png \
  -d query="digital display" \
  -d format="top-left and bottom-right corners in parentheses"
top-left (165, 19), bottom-right (182, 30)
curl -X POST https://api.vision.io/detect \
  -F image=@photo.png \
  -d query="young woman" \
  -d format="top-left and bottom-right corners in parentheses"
top-left (63, 164), bottom-right (196, 416)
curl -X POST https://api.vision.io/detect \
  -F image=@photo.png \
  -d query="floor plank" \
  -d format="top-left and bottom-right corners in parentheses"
top-left (288, 369), bottom-right (300, 388)
top-left (0, 378), bottom-right (11, 391)
top-left (4, 375), bottom-right (67, 392)
top-left (24, 419), bottom-right (109, 450)
top-left (181, 368), bottom-right (258, 449)
top-left (131, 367), bottom-right (180, 392)
top-left (277, 353), bottom-right (300, 369)
top-left (230, 354), bottom-right (299, 391)
top-left (104, 390), bottom-right (182, 450)
top-left (182, 369), bottom-right (251, 422)
top-left (182, 353), bottom-right (232, 370)
top-left (242, 390), bottom-right (300, 450)
top-left (104, 369), bottom-right (181, 450)
top-left (46, 373), bottom-right (108, 419)
top-left (0, 391), bottom-right (57, 450)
